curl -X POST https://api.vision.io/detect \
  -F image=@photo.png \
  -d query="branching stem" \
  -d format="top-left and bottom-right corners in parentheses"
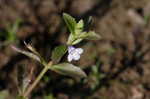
top-left (23, 62), bottom-right (52, 98)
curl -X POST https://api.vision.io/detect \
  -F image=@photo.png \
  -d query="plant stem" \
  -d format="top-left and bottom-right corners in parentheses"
top-left (23, 66), bottom-right (49, 98)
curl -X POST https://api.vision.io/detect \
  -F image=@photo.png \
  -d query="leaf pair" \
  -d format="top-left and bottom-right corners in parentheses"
top-left (12, 44), bottom-right (87, 78)
top-left (63, 13), bottom-right (100, 45)
top-left (11, 45), bottom-right (41, 63)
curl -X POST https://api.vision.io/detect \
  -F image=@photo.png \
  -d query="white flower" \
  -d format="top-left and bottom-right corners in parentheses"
top-left (67, 46), bottom-right (84, 62)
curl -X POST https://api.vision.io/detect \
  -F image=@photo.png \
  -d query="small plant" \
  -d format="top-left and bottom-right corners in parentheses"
top-left (144, 14), bottom-right (150, 25)
top-left (89, 61), bottom-right (105, 91)
top-left (0, 19), bottom-right (21, 47)
top-left (12, 13), bottom-right (100, 99)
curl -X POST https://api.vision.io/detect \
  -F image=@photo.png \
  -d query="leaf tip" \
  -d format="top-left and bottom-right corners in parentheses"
top-left (11, 45), bottom-right (21, 52)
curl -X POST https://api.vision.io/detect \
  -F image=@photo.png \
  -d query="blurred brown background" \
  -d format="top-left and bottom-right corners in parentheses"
top-left (0, 0), bottom-right (150, 99)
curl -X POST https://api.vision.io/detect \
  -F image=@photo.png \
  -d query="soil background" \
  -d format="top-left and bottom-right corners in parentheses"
top-left (0, 0), bottom-right (150, 99)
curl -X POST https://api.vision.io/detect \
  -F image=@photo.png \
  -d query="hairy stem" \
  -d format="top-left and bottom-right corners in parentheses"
top-left (23, 65), bottom-right (49, 98)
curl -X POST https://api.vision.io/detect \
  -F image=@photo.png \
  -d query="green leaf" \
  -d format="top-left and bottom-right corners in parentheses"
top-left (11, 19), bottom-right (21, 34)
top-left (74, 20), bottom-right (84, 35)
top-left (84, 31), bottom-right (101, 40)
top-left (84, 16), bottom-right (92, 29)
top-left (7, 19), bottom-right (21, 42)
top-left (51, 63), bottom-right (87, 78)
top-left (63, 13), bottom-right (76, 34)
top-left (51, 45), bottom-right (67, 64)
top-left (67, 33), bottom-right (83, 45)
top-left (67, 33), bottom-right (74, 45)
top-left (71, 38), bottom-right (83, 45)
top-left (11, 46), bottom-right (41, 62)
top-left (76, 20), bottom-right (84, 31)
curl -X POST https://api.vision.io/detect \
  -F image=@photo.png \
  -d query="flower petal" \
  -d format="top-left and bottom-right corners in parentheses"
top-left (76, 48), bottom-right (83, 54)
top-left (68, 46), bottom-right (75, 53)
top-left (73, 54), bottom-right (80, 60)
top-left (67, 54), bottom-right (73, 62)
